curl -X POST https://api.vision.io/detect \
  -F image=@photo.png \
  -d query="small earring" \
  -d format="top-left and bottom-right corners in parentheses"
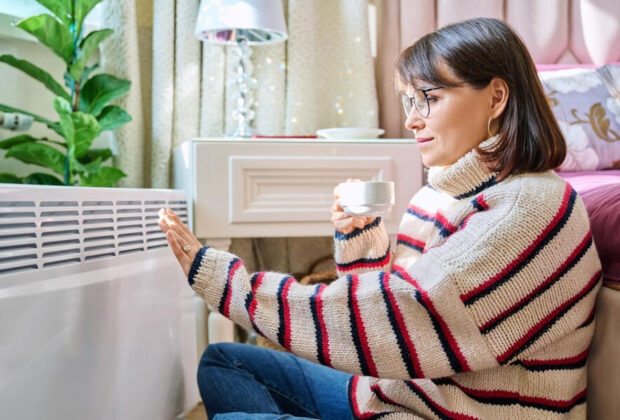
top-left (487, 116), bottom-right (493, 138)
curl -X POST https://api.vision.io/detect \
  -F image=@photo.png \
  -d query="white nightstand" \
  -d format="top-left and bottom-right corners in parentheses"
top-left (173, 137), bottom-right (423, 350)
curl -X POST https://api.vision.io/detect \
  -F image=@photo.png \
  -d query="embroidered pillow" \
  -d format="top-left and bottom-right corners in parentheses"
top-left (538, 65), bottom-right (620, 171)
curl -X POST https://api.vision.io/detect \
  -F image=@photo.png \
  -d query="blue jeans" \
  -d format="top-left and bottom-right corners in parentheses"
top-left (197, 342), bottom-right (354, 419)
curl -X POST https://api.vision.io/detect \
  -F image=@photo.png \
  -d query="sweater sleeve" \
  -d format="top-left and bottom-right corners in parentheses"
top-left (189, 180), bottom-right (601, 380)
top-left (333, 217), bottom-right (392, 276)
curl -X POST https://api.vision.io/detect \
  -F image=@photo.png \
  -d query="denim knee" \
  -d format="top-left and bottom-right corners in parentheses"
top-left (199, 342), bottom-right (233, 371)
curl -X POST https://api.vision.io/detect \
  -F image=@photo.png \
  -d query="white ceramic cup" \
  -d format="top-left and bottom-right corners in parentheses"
top-left (338, 181), bottom-right (395, 216)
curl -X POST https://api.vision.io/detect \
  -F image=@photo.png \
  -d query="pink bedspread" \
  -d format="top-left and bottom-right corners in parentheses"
top-left (557, 170), bottom-right (620, 286)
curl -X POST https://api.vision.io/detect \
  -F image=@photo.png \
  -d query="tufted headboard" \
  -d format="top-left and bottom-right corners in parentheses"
top-left (398, 0), bottom-right (620, 65)
top-left (377, 0), bottom-right (620, 138)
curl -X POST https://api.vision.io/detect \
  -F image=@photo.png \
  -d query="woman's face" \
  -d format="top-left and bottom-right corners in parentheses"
top-left (403, 66), bottom-right (496, 167)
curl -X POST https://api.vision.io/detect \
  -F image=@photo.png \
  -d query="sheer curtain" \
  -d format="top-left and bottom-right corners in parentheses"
top-left (101, 0), bottom-right (378, 188)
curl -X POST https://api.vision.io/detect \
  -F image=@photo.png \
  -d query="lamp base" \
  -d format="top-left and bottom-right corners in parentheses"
top-left (229, 38), bottom-right (257, 138)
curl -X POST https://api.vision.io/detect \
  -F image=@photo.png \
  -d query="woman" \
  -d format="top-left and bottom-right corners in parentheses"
top-left (159, 18), bottom-right (601, 419)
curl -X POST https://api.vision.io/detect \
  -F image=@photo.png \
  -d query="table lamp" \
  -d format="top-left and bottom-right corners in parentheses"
top-left (195, 0), bottom-right (288, 137)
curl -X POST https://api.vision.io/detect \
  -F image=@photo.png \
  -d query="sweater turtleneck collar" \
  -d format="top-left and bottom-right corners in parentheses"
top-left (427, 135), bottom-right (499, 200)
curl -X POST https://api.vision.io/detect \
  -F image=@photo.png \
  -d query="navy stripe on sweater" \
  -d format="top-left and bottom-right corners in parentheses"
top-left (349, 377), bottom-right (395, 420)
top-left (511, 348), bottom-right (589, 372)
top-left (244, 273), bottom-right (264, 336)
top-left (577, 307), bottom-right (595, 330)
top-left (310, 284), bottom-right (330, 366)
top-left (218, 258), bottom-right (240, 316)
top-left (405, 381), bottom-right (477, 420)
top-left (454, 175), bottom-right (497, 200)
top-left (337, 247), bottom-right (390, 271)
top-left (392, 265), bottom-right (469, 374)
top-left (498, 270), bottom-right (601, 363)
top-left (396, 233), bottom-right (425, 252)
top-left (276, 276), bottom-right (295, 350)
top-left (347, 275), bottom-right (377, 377)
top-left (188, 246), bottom-right (209, 286)
top-left (406, 205), bottom-right (458, 238)
top-left (379, 272), bottom-right (423, 378)
top-left (435, 378), bottom-right (586, 413)
top-left (462, 186), bottom-right (577, 306)
top-left (480, 232), bottom-right (593, 334)
top-left (334, 217), bottom-right (381, 241)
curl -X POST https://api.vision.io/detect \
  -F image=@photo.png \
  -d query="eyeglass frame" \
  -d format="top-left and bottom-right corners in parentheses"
top-left (401, 80), bottom-right (474, 118)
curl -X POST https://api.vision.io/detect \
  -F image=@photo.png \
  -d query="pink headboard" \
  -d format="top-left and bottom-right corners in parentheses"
top-left (399, 0), bottom-right (620, 65)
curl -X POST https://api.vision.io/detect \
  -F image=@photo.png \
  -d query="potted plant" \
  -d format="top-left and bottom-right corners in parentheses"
top-left (0, 0), bottom-right (130, 187)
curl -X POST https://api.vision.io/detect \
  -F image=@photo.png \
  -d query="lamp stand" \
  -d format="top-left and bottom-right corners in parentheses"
top-left (230, 38), bottom-right (257, 137)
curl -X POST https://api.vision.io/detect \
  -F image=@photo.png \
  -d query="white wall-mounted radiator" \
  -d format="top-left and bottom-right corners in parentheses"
top-left (0, 184), bottom-right (199, 420)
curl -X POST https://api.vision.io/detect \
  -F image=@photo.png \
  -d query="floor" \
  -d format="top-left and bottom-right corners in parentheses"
top-left (185, 403), bottom-right (208, 420)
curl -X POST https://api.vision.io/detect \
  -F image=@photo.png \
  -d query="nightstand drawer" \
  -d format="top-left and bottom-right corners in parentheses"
top-left (174, 138), bottom-right (422, 239)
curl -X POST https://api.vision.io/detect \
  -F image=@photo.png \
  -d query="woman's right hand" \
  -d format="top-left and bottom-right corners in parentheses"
top-left (331, 179), bottom-right (376, 235)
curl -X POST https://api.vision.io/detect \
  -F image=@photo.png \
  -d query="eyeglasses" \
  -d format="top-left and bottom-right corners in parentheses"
top-left (401, 81), bottom-right (472, 118)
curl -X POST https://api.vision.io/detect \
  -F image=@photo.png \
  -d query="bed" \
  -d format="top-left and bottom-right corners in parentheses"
top-left (556, 170), bottom-right (620, 419)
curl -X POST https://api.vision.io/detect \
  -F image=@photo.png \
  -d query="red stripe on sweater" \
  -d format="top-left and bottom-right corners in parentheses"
top-left (351, 274), bottom-right (379, 377)
top-left (281, 277), bottom-right (295, 351)
top-left (460, 183), bottom-right (573, 304)
top-left (498, 270), bottom-right (601, 363)
top-left (521, 347), bottom-right (589, 368)
top-left (477, 195), bottom-right (489, 209)
top-left (350, 376), bottom-right (382, 419)
top-left (223, 259), bottom-right (243, 317)
top-left (393, 264), bottom-right (471, 372)
top-left (315, 284), bottom-right (333, 367)
top-left (383, 273), bottom-right (424, 377)
top-left (446, 379), bottom-right (587, 409)
top-left (480, 231), bottom-right (592, 332)
top-left (409, 381), bottom-right (480, 420)
top-left (248, 271), bottom-right (266, 331)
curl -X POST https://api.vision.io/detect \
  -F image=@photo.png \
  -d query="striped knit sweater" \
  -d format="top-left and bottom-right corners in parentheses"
top-left (188, 141), bottom-right (602, 419)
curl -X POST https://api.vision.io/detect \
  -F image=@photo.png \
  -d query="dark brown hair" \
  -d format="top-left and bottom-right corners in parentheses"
top-left (395, 18), bottom-right (566, 180)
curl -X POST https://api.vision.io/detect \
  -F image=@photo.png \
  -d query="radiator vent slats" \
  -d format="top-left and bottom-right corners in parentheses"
top-left (0, 198), bottom-right (188, 275)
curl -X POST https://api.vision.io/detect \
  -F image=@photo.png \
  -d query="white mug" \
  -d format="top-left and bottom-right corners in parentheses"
top-left (338, 181), bottom-right (395, 216)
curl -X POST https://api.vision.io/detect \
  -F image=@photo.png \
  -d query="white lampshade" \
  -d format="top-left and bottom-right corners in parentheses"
top-left (195, 0), bottom-right (288, 45)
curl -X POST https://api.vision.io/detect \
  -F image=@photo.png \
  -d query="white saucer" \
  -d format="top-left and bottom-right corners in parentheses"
top-left (316, 128), bottom-right (385, 139)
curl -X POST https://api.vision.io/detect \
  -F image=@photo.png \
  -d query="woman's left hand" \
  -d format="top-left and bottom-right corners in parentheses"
top-left (158, 208), bottom-right (203, 277)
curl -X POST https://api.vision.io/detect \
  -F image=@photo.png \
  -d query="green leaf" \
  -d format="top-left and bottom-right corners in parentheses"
top-left (80, 166), bottom-right (126, 187)
top-left (0, 173), bottom-right (22, 184)
top-left (23, 172), bottom-right (63, 185)
top-left (78, 148), bottom-right (113, 164)
top-left (75, 0), bottom-right (104, 38)
top-left (79, 74), bottom-right (130, 116)
top-left (72, 112), bottom-right (99, 157)
top-left (0, 134), bottom-right (38, 150)
top-left (72, 155), bottom-right (102, 172)
top-left (54, 97), bottom-right (99, 157)
top-left (69, 29), bottom-right (112, 81)
top-left (5, 142), bottom-right (66, 174)
top-left (16, 15), bottom-right (74, 63)
top-left (0, 55), bottom-right (71, 101)
top-left (80, 63), bottom-right (99, 85)
top-left (35, 0), bottom-right (72, 26)
top-left (54, 97), bottom-right (75, 151)
top-left (97, 105), bottom-right (131, 131)
top-left (0, 104), bottom-right (62, 136)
